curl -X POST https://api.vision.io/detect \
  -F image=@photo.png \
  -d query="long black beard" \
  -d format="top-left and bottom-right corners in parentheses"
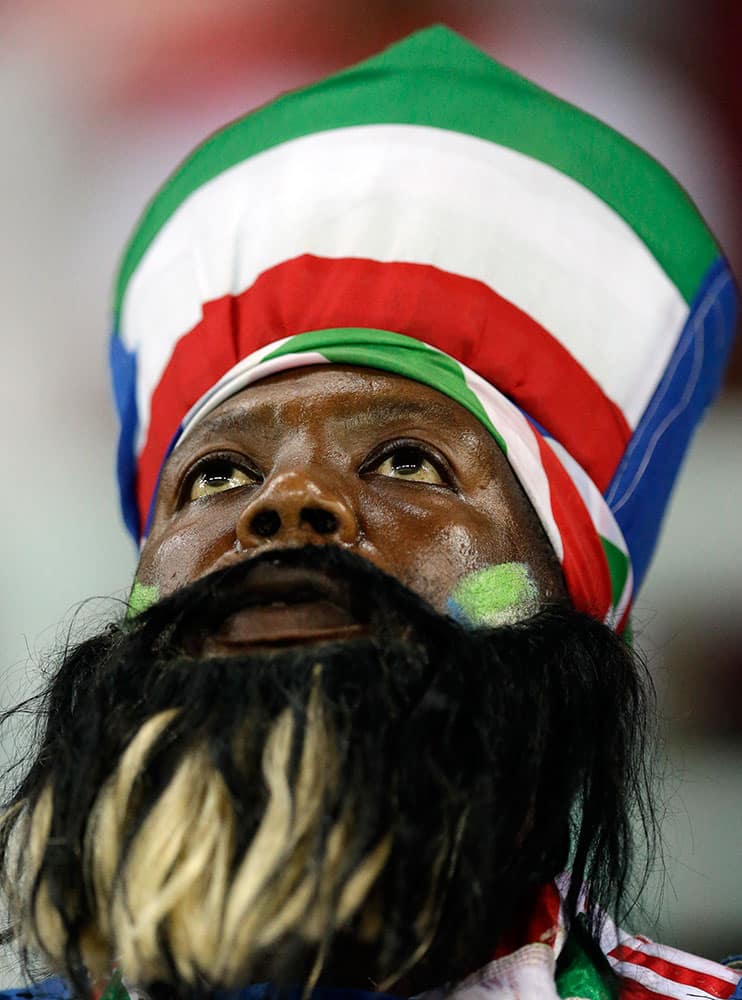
top-left (0, 546), bottom-right (656, 996)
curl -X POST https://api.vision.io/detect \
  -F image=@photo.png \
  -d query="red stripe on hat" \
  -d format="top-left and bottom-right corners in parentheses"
top-left (138, 255), bottom-right (629, 541)
top-left (532, 430), bottom-right (613, 620)
top-left (234, 256), bottom-right (630, 488)
top-left (610, 944), bottom-right (738, 998)
top-left (137, 294), bottom-right (240, 526)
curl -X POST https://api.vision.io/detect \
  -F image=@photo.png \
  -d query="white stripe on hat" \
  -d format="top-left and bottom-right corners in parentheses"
top-left (546, 437), bottom-right (633, 626)
top-left (462, 367), bottom-right (564, 562)
top-left (121, 124), bottom-right (688, 453)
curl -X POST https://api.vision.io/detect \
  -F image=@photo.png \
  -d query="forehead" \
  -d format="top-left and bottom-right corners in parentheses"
top-left (179, 365), bottom-right (502, 455)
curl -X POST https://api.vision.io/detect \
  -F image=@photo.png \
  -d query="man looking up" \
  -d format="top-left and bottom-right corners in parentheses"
top-left (1, 26), bottom-right (739, 1000)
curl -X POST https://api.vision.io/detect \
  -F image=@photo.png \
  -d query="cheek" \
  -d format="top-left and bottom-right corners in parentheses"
top-left (359, 492), bottom-right (524, 613)
top-left (137, 517), bottom-right (232, 597)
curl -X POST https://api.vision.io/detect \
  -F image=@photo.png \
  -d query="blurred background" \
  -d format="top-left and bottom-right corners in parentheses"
top-left (0, 0), bottom-right (740, 974)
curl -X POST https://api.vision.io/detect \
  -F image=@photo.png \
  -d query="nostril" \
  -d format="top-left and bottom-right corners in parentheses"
top-left (301, 507), bottom-right (339, 535)
top-left (250, 509), bottom-right (282, 538)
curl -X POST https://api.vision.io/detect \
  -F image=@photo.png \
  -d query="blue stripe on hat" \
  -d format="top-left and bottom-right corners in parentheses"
top-left (110, 331), bottom-right (140, 541)
top-left (606, 257), bottom-right (738, 590)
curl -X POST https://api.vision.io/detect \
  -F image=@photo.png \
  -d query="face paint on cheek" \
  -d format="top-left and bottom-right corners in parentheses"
top-left (126, 580), bottom-right (160, 620)
top-left (446, 562), bottom-right (540, 628)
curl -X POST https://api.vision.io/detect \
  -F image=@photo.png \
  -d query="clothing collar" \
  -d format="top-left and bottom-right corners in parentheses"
top-left (93, 879), bottom-right (740, 1000)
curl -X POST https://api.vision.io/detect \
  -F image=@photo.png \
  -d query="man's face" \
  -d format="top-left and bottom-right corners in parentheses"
top-left (138, 365), bottom-right (565, 627)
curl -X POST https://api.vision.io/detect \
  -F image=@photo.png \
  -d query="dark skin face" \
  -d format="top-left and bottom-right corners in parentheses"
top-left (131, 366), bottom-right (568, 988)
top-left (138, 366), bottom-right (565, 643)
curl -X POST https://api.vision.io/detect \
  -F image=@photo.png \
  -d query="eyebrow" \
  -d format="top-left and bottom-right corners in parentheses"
top-left (186, 393), bottom-right (463, 442)
top-left (187, 407), bottom-right (254, 441)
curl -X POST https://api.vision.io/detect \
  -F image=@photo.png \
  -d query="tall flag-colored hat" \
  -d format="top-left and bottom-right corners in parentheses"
top-left (110, 25), bottom-right (737, 631)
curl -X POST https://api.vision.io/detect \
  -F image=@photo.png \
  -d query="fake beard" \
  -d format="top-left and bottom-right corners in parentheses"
top-left (0, 547), bottom-right (653, 995)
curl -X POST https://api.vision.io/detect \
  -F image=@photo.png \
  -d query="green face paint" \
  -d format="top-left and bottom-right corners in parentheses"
top-left (446, 562), bottom-right (540, 628)
top-left (126, 580), bottom-right (160, 620)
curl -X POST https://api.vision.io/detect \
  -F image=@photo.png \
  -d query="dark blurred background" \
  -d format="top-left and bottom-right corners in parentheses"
top-left (0, 0), bottom-right (739, 971)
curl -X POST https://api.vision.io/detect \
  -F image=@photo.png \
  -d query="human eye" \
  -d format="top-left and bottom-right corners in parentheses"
top-left (363, 441), bottom-right (451, 486)
top-left (182, 455), bottom-right (261, 503)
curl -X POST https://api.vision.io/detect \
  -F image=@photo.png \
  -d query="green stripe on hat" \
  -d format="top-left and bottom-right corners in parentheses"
top-left (115, 25), bottom-right (717, 320)
top-left (264, 328), bottom-right (507, 453)
top-left (601, 535), bottom-right (630, 611)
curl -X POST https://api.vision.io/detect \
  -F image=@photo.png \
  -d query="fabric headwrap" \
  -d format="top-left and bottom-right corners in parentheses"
top-left (109, 26), bottom-right (737, 631)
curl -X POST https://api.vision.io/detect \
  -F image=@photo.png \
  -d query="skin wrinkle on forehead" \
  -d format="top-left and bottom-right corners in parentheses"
top-left (179, 386), bottom-right (482, 460)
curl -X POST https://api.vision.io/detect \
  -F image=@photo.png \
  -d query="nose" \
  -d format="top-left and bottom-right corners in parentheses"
top-left (235, 468), bottom-right (359, 549)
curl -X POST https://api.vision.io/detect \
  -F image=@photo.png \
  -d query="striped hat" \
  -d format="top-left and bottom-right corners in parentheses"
top-left (110, 25), bottom-right (737, 631)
